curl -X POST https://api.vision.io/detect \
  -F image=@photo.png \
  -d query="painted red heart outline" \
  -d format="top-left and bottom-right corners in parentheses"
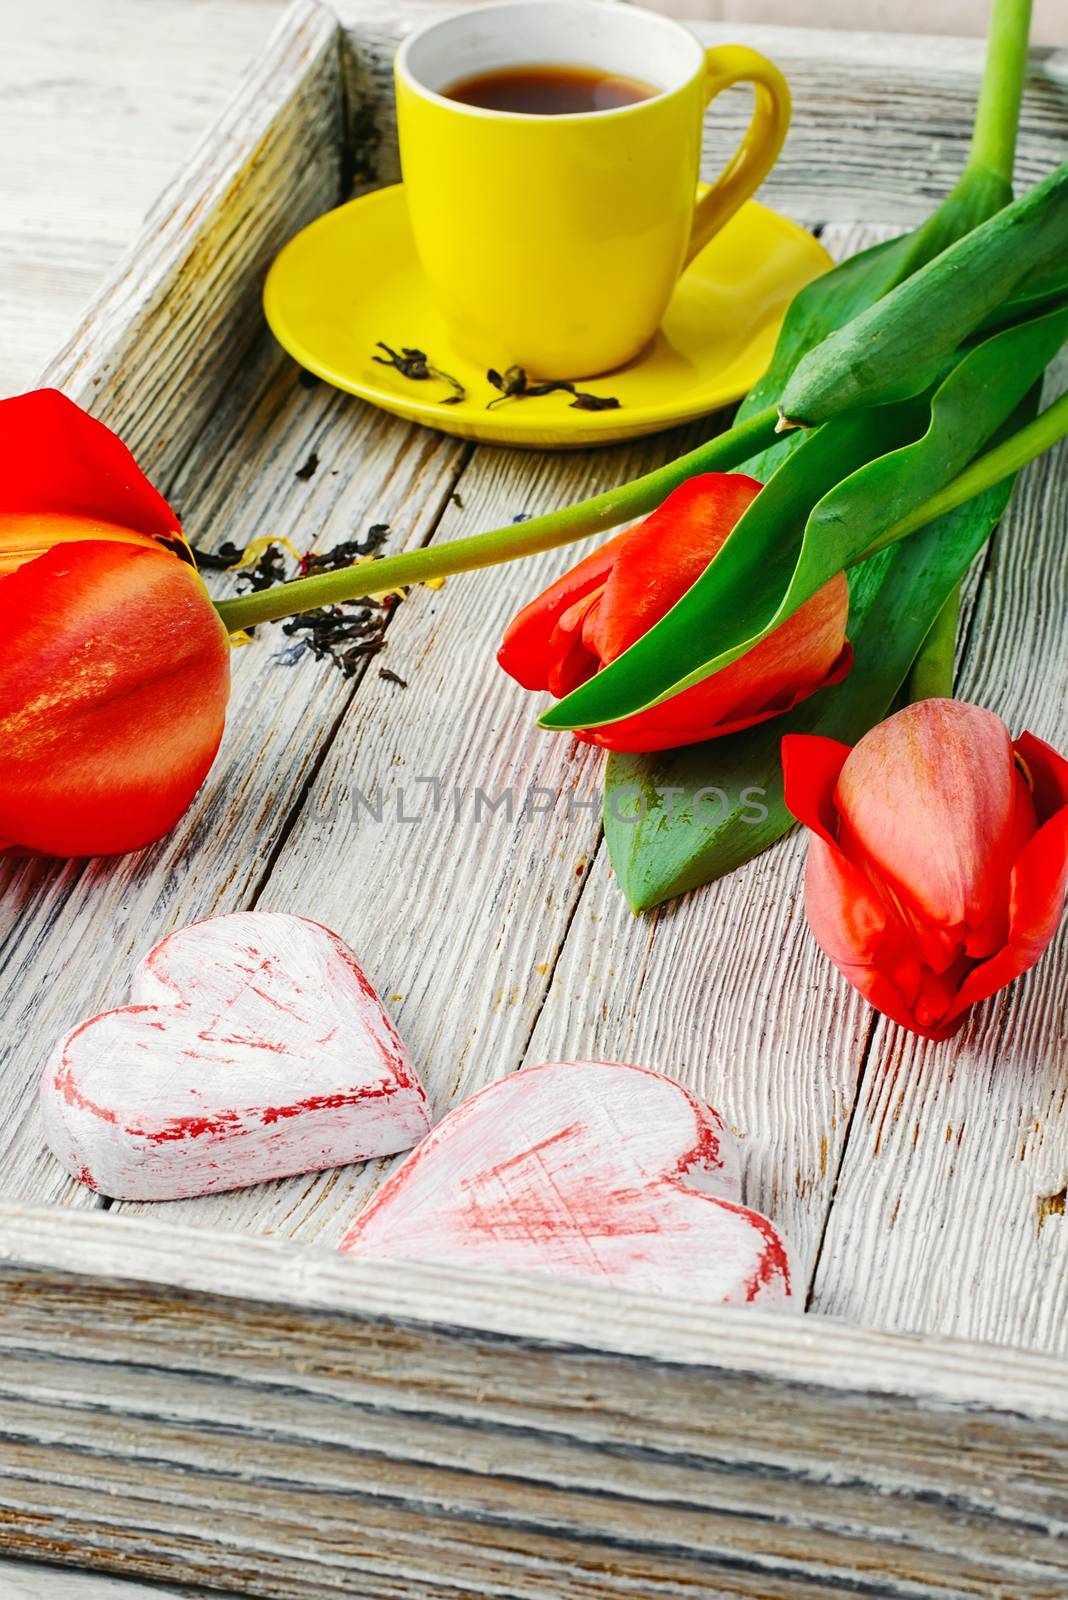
top-left (341, 1060), bottom-right (793, 1306)
top-left (40, 911), bottom-right (429, 1201)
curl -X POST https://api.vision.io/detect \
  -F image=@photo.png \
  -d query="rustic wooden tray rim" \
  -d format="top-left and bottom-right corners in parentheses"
top-left (4, 1201), bottom-right (1067, 1420)
top-left (24, 0), bottom-right (1068, 1398)
top-left (6, 6), bottom-right (1068, 1592)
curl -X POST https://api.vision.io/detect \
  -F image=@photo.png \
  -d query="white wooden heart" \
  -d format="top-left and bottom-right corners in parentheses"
top-left (340, 1061), bottom-right (794, 1306)
top-left (40, 911), bottom-right (430, 1201)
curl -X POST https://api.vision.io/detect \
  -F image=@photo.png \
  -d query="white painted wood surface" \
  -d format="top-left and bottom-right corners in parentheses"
top-left (0, 0), bottom-right (1063, 1345)
top-left (810, 379), bottom-right (1068, 1352)
top-left (4, 1561), bottom-right (204, 1600)
top-left (2, 3), bottom-right (1068, 1593)
top-left (0, 0), bottom-right (286, 400)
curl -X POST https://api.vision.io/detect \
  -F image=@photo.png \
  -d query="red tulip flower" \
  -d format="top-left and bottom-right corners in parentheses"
top-left (783, 700), bottom-right (1068, 1041)
top-left (0, 390), bottom-right (230, 858)
top-left (498, 473), bottom-right (852, 752)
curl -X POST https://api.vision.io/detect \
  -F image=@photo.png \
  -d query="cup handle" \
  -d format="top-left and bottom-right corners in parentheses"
top-left (684, 45), bottom-right (791, 268)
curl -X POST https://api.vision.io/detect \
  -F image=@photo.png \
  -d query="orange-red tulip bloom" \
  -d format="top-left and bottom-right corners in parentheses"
top-left (498, 473), bottom-right (852, 752)
top-left (783, 699), bottom-right (1068, 1041)
top-left (0, 390), bottom-right (230, 858)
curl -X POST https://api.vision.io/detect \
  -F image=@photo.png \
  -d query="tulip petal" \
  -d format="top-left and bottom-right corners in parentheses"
top-left (786, 728), bottom-right (973, 1040)
top-left (834, 699), bottom-right (1018, 940)
top-left (945, 732), bottom-right (1068, 1023)
top-left (0, 389), bottom-right (187, 557)
top-left (497, 528), bottom-right (631, 692)
top-left (781, 732), bottom-right (852, 844)
top-left (579, 635), bottom-right (852, 753)
top-left (787, 715), bottom-right (1068, 1042)
top-left (1017, 729), bottom-right (1068, 822)
top-left (0, 541), bottom-right (230, 857)
top-left (587, 475), bottom-right (762, 664)
top-left (0, 511), bottom-right (162, 578)
top-left (802, 836), bottom-right (945, 1036)
top-left (501, 474), bottom-right (850, 753)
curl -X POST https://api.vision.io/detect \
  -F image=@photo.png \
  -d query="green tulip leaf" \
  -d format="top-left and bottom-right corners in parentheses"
top-left (604, 472), bottom-right (1019, 911)
top-left (736, 164), bottom-right (1013, 481)
top-left (777, 163), bottom-right (1068, 429)
top-left (539, 405), bottom-right (923, 731)
top-left (541, 303), bottom-right (1068, 735)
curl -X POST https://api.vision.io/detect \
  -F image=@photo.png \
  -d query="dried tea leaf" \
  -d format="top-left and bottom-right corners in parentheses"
top-left (373, 341), bottom-right (466, 404)
top-left (486, 365), bottom-right (621, 411)
top-left (570, 392), bottom-right (621, 412)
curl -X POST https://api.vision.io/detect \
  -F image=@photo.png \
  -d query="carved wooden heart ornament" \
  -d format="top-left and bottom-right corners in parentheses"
top-left (341, 1061), bottom-right (793, 1306)
top-left (40, 911), bottom-right (430, 1201)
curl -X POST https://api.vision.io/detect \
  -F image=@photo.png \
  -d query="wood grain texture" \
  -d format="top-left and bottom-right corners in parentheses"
top-left (0, 354), bottom-right (464, 1211)
top-left (112, 413), bottom-right (718, 1242)
top-left (337, 6), bottom-right (1068, 225)
top-left (1, 1558), bottom-right (211, 1600)
top-left (3, 5), bottom-right (1068, 1593)
top-left (339, 1059), bottom-right (794, 1306)
top-left (810, 376), bottom-right (1068, 1354)
top-left (2, 1205), bottom-right (1068, 1600)
top-left (517, 222), bottom-right (884, 1289)
top-left (0, 0), bottom-right (287, 399)
top-left (40, 0), bottom-right (342, 486)
top-left (40, 913), bottom-right (429, 1201)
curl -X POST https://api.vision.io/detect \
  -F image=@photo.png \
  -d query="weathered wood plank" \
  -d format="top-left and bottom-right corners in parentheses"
top-left (1, 1205), bottom-right (1067, 1600)
top-left (40, 0), bottom-right (342, 486)
top-left (2, 13), bottom-right (1068, 1598)
top-left (112, 416), bottom-right (721, 1241)
top-left (810, 376), bottom-right (1068, 1355)
top-left (0, 0), bottom-right (287, 398)
top-left (337, 7), bottom-right (1068, 226)
top-left (0, 353), bottom-right (465, 1211)
top-left (0, 0), bottom-right (465, 1212)
top-left (515, 222), bottom-right (882, 1289)
top-left (106, 225), bottom-right (859, 1250)
top-left (520, 840), bottom-right (869, 1291)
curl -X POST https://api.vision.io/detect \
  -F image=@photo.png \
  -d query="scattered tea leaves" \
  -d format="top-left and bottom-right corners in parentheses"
top-left (295, 451), bottom-right (320, 481)
top-left (379, 667), bottom-right (409, 687)
top-left (281, 606), bottom-right (388, 677)
top-left (570, 392), bottom-right (623, 412)
top-left (236, 542), bottom-right (289, 593)
top-left (190, 540), bottom-right (242, 572)
top-left (298, 525), bottom-right (390, 574)
top-left (486, 365), bottom-right (620, 411)
top-left (200, 530), bottom-right (404, 676)
top-left (373, 341), bottom-right (466, 404)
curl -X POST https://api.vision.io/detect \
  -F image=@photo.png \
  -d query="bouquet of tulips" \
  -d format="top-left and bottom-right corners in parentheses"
top-left (3, 0), bottom-right (1068, 1045)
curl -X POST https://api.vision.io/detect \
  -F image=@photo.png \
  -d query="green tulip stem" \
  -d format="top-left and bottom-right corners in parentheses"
top-left (968, 0), bottom-right (1033, 184)
top-left (213, 404), bottom-right (780, 633)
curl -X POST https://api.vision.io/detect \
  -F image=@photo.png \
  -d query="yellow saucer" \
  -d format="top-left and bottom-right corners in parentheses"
top-left (264, 184), bottom-right (831, 449)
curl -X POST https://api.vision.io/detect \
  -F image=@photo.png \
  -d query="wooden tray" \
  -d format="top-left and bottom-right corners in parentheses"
top-left (2, 3), bottom-right (1067, 1595)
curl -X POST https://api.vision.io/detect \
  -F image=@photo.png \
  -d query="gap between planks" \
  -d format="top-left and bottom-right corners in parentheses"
top-left (109, 233), bottom-right (863, 1281)
top-left (7, 200), bottom-right (1064, 1357)
top-left (104, 396), bottom-right (727, 1242)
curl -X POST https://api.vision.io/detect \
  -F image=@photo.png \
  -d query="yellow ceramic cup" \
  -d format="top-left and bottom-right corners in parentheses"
top-left (395, 0), bottom-right (790, 379)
